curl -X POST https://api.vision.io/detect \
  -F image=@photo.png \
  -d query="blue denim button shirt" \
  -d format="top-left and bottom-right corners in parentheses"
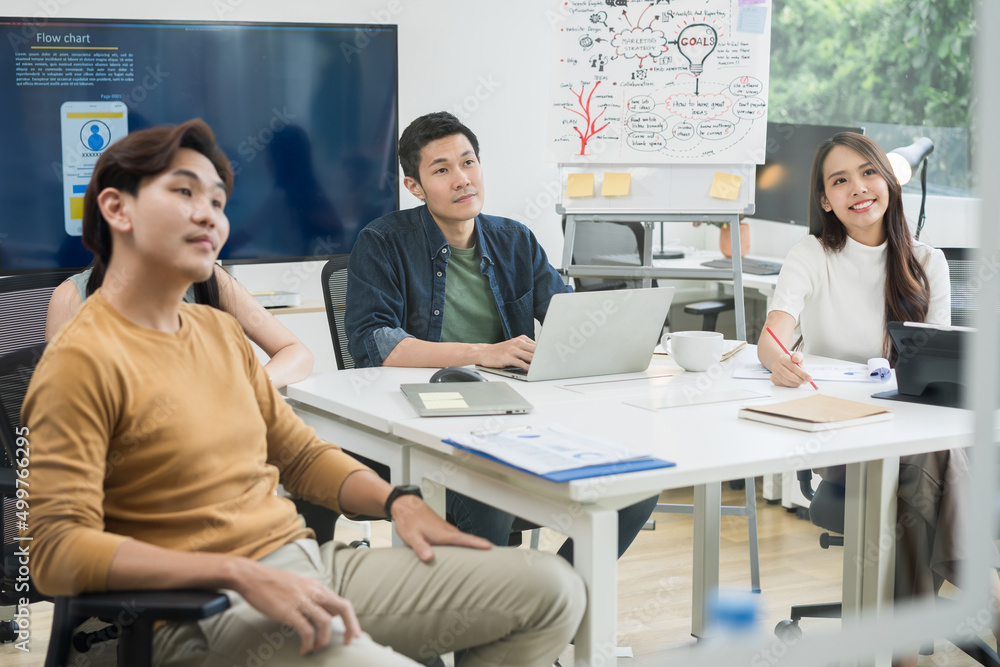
top-left (345, 206), bottom-right (571, 367)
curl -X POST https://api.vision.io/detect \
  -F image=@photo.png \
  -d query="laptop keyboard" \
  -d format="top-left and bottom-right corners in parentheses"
top-left (499, 366), bottom-right (528, 376)
top-left (700, 257), bottom-right (783, 275)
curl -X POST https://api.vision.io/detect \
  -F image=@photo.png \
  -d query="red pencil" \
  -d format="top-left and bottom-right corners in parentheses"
top-left (765, 326), bottom-right (819, 390)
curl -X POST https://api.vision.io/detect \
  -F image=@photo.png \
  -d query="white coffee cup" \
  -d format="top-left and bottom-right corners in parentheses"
top-left (661, 331), bottom-right (724, 372)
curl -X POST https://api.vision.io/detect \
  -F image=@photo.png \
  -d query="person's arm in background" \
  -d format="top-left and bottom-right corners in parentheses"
top-left (757, 310), bottom-right (812, 387)
top-left (756, 239), bottom-right (816, 388)
top-left (44, 280), bottom-right (84, 341)
top-left (383, 336), bottom-right (535, 370)
top-left (215, 266), bottom-right (314, 388)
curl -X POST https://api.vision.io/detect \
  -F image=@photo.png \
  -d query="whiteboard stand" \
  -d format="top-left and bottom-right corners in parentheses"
top-left (559, 209), bottom-right (748, 342)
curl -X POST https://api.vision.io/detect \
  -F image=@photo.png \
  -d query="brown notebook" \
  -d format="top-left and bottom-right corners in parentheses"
top-left (738, 394), bottom-right (893, 431)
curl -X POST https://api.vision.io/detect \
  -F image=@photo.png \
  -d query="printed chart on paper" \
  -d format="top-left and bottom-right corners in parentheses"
top-left (548, 0), bottom-right (772, 164)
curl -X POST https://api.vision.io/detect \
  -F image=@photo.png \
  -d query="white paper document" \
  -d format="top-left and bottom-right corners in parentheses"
top-left (445, 424), bottom-right (651, 475)
top-left (734, 358), bottom-right (892, 383)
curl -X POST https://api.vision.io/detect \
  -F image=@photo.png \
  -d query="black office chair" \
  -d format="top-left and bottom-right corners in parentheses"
top-left (0, 342), bottom-right (231, 665)
top-left (942, 247), bottom-right (977, 327)
top-left (0, 271), bottom-right (77, 353)
top-left (320, 254), bottom-right (355, 371)
top-left (1, 272), bottom-right (76, 642)
top-left (775, 470), bottom-right (1000, 666)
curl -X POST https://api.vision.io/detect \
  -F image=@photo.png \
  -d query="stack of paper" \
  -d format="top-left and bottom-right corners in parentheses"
top-left (738, 395), bottom-right (893, 432)
top-left (444, 424), bottom-right (674, 481)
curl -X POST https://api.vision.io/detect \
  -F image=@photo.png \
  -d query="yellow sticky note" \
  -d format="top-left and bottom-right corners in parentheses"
top-left (70, 197), bottom-right (84, 220)
top-left (601, 172), bottom-right (631, 197)
top-left (710, 172), bottom-right (742, 200)
top-left (566, 173), bottom-right (595, 198)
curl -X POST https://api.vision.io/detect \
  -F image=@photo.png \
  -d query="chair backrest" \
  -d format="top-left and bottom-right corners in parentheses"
top-left (0, 343), bottom-right (47, 472)
top-left (0, 271), bottom-right (77, 355)
top-left (565, 220), bottom-right (646, 292)
top-left (1, 342), bottom-right (47, 603)
top-left (941, 247), bottom-right (976, 327)
top-left (320, 255), bottom-right (354, 370)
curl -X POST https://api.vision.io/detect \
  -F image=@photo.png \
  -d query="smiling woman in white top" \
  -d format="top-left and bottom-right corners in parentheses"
top-left (760, 131), bottom-right (949, 376)
top-left (757, 132), bottom-right (998, 667)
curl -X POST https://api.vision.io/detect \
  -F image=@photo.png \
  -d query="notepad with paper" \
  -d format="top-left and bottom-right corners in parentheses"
top-left (443, 424), bottom-right (675, 482)
top-left (737, 394), bottom-right (893, 431)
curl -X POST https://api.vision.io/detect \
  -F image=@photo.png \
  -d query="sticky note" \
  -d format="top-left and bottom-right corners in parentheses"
top-left (737, 5), bottom-right (768, 34)
top-left (738, 0), bottom-right (767, 5)
top-left (710, 172), bottom-right (742, 200)
top-left (566, 172), bottom-right (595, 197)
top-left (419, 391), bottom-right (462, 400)
top-left (70, 197), bottom-right (84, 219)
top-left (601, 172), bottom-right (631, 196)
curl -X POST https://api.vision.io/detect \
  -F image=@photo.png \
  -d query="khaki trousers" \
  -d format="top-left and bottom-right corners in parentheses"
top-left (152, 539), bottom-right (585, 667)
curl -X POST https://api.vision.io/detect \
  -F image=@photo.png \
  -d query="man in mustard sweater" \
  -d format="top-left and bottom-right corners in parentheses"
top-left (23, 119), bottom-right (584, 666)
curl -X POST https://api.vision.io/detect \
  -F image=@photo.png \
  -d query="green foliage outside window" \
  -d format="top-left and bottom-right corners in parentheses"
top-left (768, 0), bottom-right (976, 194)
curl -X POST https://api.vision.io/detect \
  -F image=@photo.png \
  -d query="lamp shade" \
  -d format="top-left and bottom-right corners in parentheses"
top-left (887, 137), bottom-right (934, 186)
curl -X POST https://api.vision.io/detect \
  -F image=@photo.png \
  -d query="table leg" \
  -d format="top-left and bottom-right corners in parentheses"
top-left (843, 459), bottom-right (898, 667)
top-left (571, 507), bottom-right (620, 667)
top-left (692, 481), bottom-right (722, 638)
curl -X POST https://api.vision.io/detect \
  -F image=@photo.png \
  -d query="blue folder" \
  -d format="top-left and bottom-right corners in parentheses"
top-left (442, 438), bottom-right (675, 482)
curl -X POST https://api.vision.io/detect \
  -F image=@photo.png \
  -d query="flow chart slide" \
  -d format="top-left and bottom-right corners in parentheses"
top-left (548, 0), bottom-right (772, 165)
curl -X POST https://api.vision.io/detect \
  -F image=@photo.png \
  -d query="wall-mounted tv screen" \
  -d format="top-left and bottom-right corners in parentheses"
top-left (0, 18), bottom-right (398, 274)
top-left (755, 122), bottom-right (864, 227)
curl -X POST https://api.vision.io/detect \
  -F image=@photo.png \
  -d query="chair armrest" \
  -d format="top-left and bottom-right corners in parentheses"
top-left (796, 469), bottom-right (815, 501)
top-left (69, 590), bottom-right (229, 621)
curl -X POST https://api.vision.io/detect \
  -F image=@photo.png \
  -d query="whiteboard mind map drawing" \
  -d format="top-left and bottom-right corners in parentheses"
top-left (548, 0), bottom-right (772, 165)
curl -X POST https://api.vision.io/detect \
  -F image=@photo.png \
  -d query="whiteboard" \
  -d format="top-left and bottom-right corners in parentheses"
top-left (548, 0), bottom-right (772, 165)
top-left (558, 163), bottom-right (755, 215)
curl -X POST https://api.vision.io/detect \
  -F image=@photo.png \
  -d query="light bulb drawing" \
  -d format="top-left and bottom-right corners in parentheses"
top-left (676, 23), bottom-right (717, 75)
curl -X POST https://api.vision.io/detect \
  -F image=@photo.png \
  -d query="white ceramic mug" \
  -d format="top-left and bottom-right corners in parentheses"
top-left (661, 331), bottom-right (724, 372)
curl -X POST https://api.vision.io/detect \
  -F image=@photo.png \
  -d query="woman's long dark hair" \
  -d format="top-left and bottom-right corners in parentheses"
top-left (807, 132), bottom-right (930, 364)
top-left (81, 119), bottom-right (231, 310)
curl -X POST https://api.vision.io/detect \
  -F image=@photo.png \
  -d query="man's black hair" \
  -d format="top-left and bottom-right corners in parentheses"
top-left (398, 112), bottom-right (480, 184)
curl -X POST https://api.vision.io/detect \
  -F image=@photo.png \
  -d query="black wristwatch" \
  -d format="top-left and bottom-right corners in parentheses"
top-left (384, 485), bottom-right (423, 519)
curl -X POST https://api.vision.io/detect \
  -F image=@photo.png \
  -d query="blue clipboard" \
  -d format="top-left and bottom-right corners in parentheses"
top-left (442, 439), bottom-right (675, 482)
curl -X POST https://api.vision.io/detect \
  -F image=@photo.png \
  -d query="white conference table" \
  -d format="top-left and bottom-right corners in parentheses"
top-left (287, 349), bottom-right (979, 666)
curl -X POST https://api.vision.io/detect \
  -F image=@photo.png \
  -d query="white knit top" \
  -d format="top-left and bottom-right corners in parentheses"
top-left (769, 235), bottom-right (950, 364)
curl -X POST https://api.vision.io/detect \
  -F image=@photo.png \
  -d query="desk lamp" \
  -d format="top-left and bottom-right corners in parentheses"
top-left (887, 137), bottom-right (934, 240)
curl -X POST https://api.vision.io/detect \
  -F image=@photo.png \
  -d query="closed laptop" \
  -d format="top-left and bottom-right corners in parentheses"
top-left (400, 382), bottom-right (534, 417)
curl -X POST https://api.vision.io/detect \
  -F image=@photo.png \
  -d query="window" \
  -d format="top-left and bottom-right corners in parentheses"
top-left (768, 0), bottom-right (975, 195)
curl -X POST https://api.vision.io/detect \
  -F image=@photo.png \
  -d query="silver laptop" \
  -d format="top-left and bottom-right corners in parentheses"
top-left (400, 382), bottom-right (534, 417)
top-left (477, 287), bottom-right (675, 382)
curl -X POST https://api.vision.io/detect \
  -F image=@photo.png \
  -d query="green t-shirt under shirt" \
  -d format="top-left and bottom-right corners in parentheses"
top-left (440, 245), bottom-right (504, 344)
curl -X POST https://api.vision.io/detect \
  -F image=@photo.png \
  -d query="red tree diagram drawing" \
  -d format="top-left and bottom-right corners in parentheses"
top-left (565, 81), bottom-right (610, 156)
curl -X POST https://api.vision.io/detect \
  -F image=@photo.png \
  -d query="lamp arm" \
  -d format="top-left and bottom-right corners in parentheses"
top-left (915, 159), bottom-right (928, 241)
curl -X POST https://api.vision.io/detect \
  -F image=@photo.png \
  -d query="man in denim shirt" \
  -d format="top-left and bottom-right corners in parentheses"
top-left (346, 111), bottom-right (657, 563)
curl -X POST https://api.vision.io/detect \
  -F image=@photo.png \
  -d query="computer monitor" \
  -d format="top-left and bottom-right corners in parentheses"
top-left (0, 18), bottom-right (399, 274)
top-left (754, 122), bottom-right (865, 227)
top-left (873, 321), bottom-right (972, 408)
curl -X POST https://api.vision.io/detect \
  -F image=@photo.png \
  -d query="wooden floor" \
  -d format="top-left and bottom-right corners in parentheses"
top-left (2, 483), bottom-right (992, 665)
